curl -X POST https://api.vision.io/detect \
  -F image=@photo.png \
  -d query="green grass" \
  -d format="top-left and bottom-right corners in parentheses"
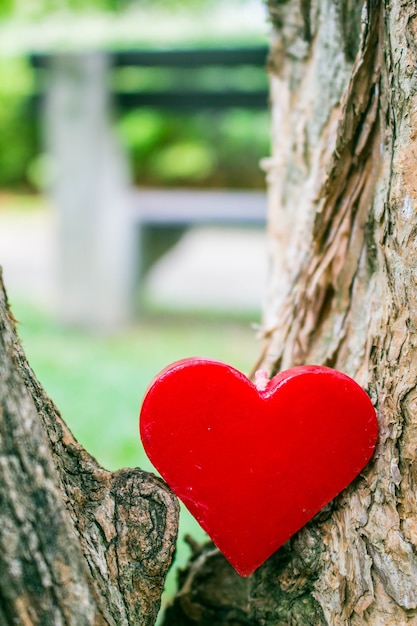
top-left (11, 299), bottom-right (261, 613)
top-left (14, 302), bottom-right (260, 471)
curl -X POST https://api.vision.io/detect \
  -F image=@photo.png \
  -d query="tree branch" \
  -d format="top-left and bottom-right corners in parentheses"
top-left (0, 269), bottom-right (179, 625)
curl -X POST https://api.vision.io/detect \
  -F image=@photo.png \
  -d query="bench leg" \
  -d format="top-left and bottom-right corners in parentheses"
top-left (44, 52), bottom-right (135, 329)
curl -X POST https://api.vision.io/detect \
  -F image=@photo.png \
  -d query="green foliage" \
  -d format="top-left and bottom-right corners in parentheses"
top-left (149, 141), bottom-right (217, 183)
top-left (0, 0), bottom-right (117, 19)
top-left (0, 57), bottom-right (37, 189)
top-left (114, 61), bottom-right (270, 188)
top-left (0, 0), bottom-right (13, 18)
top-left (0, 0), bottom-right (221, 19)
top-left (116, 109), bottom-right (269, 189)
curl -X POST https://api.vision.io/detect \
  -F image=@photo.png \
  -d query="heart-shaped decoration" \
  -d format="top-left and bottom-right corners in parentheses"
top-left (139, 359), bottom-right (378, 576)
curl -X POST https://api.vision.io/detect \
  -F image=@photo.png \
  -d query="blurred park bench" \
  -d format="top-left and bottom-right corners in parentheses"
top-left (29, 46), bottom-right (269, 328)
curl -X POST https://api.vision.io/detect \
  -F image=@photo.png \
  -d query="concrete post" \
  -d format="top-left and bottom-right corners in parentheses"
top-left (44, 52), bottom-right (135, 329)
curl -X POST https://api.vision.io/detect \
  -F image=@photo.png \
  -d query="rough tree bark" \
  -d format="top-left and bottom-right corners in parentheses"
top-left (2, 0), bottom-right (417, 624)
top-left (162, 1), bottom-right (417, 624)
top-left (0, 270), bottom-right (179, 624)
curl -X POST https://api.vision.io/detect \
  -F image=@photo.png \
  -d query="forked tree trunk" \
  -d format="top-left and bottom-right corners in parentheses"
top-left (0, 273), bottom-right (179, 625)
top-left (163, 1), bottom-right (417, 624)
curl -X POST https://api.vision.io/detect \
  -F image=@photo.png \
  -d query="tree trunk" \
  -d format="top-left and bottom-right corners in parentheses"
top-left (3, 1), bottom-right (417, 624)
top-left (162, 1), bottom-right (417, 624)
top-left (0, 270), bottom-right (179, 625)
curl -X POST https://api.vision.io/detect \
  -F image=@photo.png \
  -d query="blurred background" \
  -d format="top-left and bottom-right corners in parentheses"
top-left (0, 0), bottom-right (271, 613)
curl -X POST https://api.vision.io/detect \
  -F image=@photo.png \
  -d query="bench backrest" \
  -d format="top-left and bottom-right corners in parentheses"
top-left (30, 45), bottom-right (269, 112)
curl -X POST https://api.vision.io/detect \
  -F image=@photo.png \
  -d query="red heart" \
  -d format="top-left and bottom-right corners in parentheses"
top-left (139, 359), bottom-right (378, 576)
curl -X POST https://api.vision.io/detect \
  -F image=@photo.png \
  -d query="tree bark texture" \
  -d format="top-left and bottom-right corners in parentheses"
top-left (163, 1), bottom-right (417, 624)
top-left (0, 270), bottom-right (179, 625)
